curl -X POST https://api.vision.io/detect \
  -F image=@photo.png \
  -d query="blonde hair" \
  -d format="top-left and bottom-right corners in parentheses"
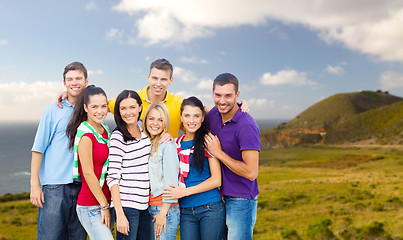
top-left (142, 103), bottom-right (170, 158)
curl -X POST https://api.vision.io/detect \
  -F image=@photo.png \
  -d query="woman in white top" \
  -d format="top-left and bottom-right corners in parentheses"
top-left (106, 90), bottom-right (151, 240)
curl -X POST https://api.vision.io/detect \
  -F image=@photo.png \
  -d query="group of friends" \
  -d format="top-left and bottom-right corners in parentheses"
top-left (30, 59), bottom-right (260, 240)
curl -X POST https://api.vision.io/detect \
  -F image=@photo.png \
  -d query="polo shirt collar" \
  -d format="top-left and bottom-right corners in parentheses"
top-left (220, 105), bottom-right (242, 124)
top-left (62, 98), bottom-right (74, 108)
top-left (141, 85), bottom-right (171, 103)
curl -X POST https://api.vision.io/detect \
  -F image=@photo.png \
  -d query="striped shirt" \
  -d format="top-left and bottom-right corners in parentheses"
top-left (106, 129), bottom-right (151, 210)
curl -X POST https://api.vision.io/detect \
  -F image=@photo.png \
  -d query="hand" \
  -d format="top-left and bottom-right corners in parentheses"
top-left (153, 211), bottom-right (167, 237)
top-left (159, 132), bottom-right (173, 143)
top-left (101, 208), bottom-right (111, 229)
top-left (239, 99), bottom-right (249, 113)
top-left (56, 91), bottom-right (68, 108)
top-left (116, 213), bottom-right (130, 235)
top-left (30, 184), bottom-right (44, 208)
top-left (204, 133), bottom-right (223, 157)
top-left (163, 185), bottom-right (187, 200)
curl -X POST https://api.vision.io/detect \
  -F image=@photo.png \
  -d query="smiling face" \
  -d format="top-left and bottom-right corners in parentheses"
top-left (213, 83), bottom-right (240, 116)
top-left (147, 67), bottom-right (173, 100)
top-left (145, 108), bottom-right (164, 137)
top-left (84, 94), bottom-right (108, 125)
top-left (119, 97), bottom-right (142, 126)
top-left (64, 69), bottom-right (88, 98)
top-left (181, 105), bottom-right (204, 137)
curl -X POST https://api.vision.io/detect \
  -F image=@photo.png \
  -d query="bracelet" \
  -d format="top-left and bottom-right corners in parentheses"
top-left (100, 204), bottom-right (110, 210)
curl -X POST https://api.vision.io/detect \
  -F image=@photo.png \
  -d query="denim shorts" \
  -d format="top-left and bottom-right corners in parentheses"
top-left (76, 205), bottom-right (114, 240)
top-left (148, 204), bottom-right (180, 240)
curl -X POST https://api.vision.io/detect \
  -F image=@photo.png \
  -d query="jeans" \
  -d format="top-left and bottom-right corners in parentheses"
top-left (148, 205), bottom-right (180, 240)
top-left (224, 195), bottom-right (258, 240)
top-left (76, 205), bottom-right (114, 240)
top-left (112, 207), bottom-right (152, 240)
top-left (180, 201), bottom-right (225, 240)
top-left (37, 183), bottom-right (87, 240)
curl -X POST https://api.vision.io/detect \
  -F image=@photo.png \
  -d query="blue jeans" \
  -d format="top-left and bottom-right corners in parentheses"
top-left (180, 201), bottom-right (225, 240)
top-left (37, 183), bottom-right (87, 240)
top-left (148, 205), bottom-right (180, 240)
top-left (224, 196), bottom-right (258, 240)
top-left (76, 205), bottom-right (114, 240)
top-left (112, 207), bottom-right (152, 240)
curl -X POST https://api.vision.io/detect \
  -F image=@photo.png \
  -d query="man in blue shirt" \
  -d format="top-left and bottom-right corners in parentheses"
top-left (30, 62), bottom-right (88, 240)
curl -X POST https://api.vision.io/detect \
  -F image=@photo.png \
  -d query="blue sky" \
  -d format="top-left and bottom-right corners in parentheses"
top-left (1, 0), bottom-right (403, 122)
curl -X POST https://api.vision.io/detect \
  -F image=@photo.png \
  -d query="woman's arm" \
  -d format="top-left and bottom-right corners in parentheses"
top-left (161, 143), bottom-right (180, 203)
top-left (78, 136), bottom-right (110, 228)
top-left (106, 132), bottom-right (129, 235)
top-left (163, 156), bottom-right (221, 200)
top-left (110, 185), bottom-right (130, 235)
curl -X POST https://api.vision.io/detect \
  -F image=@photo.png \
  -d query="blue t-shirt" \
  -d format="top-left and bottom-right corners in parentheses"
top-left (31, 99), bottom-right (75, 185)
top-left (178, 139), bottom-right (222, 208)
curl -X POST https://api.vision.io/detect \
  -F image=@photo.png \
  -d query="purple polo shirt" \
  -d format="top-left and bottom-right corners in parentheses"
top-left (206, 106), bottom-right (260, 199)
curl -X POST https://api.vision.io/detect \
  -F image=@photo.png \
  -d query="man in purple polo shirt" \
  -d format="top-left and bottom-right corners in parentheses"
top-left (205, 73), bottom-right (260, 240)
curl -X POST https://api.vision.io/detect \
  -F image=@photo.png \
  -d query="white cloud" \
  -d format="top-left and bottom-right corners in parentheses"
top-left (106, 28), bottom-right (124, 39)
top-left (379, 71), bottom-right (403, 89)
top-left (195, 79), bottom-right (213, 90)
top-left (260, 69), bottom-right (317, 86)
top-left (179, 56), bottom-right (209, 64)
top-left (0, 39), bottom-right (7, 46)
top-left (174, 67), bottom-right (198, 83)
top-left (248, 98), bottom-right (269, 108)
top-left (112, 0), bottom-right (403, 62)
top-left (0, 81), bottom-right (65, 121)
top-left (88, 70), bottom-right (104, 76)
top-left (325, 65), bottom-right (345, 75)
top-left (85, 1), bottom-right (96, 10)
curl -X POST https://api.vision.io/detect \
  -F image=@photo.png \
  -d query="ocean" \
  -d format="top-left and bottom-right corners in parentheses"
top-left (0, 119), bottom-right (286, 195)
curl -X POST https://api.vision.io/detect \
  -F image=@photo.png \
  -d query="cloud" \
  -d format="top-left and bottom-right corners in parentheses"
top-left (0, 81), bottom-right (65, 121)
top-left (248, 98), bottom-right (269, 108)
top-left (112, 0), bottom-right (403, 62)
top-left (179, 56), bottom-right (209, 64)
top-left (0, 39), bottom-right (7, 46)
top-left (174, 67), bottom-right (198, 83)
top-left (195, 79), bottom-right (213, 90)
top-left (85, 1), bottom-right (96, 10)
top-left (325, 65), bottom-right (345, 75)
top-left (379, 71), bottom-right (403, 89)
top-left (260, 69), bottom-right (317, 86)
top-left (88, 70), bottom-right (104, 76)
top-left (106, 28), bottom-right (124, 39)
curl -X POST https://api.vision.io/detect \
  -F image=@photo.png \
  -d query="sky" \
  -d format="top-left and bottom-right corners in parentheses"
top-left (1, 0), bottom-right (403, 122)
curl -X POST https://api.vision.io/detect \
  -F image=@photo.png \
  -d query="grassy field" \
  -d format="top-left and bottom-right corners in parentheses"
top-left (1, 145), bottom-right (402, 239)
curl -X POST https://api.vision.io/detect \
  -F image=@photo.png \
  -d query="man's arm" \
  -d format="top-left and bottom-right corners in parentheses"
top-left (205, 133), bottom-right (258, 181)
top-left (30, 151), bottom-right (44, 208)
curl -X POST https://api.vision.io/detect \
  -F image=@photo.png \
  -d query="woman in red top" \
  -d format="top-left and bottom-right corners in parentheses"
top-left (66, 85), bottom-right (113, 240)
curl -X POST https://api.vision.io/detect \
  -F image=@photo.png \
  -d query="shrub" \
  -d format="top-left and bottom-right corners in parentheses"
top-left (357, 221), bottom-right (392, 240)
top-left (281, 229), bottom-right (302, 240)
top-left (307, 218), bottom-right (337, 240)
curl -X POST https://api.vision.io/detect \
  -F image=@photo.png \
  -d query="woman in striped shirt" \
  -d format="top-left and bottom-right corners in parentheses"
top-left (106, 90), bottom-right (151, 240)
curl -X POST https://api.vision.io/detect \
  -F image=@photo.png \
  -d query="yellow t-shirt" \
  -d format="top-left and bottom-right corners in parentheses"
top-left (108, 86), bottom-right (184, 138)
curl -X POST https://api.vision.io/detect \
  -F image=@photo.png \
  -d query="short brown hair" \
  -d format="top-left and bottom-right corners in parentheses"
top-left (213, 73), bottom-right (239, 92)
top-left (149, 58), bottom-right (173, 78)
top-left (63, 62), bottom-right (88, 81)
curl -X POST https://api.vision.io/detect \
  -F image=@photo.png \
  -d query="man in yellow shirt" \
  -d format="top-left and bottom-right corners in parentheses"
top-left (108, 58), bottom-right (184, 138)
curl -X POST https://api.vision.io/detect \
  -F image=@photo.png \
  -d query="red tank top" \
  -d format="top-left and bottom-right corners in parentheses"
top-left (77, 131), bottom-right (111, 206)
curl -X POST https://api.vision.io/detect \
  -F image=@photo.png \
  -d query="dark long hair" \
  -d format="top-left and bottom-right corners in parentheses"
top-left (113, 90), bottom-right (143, 142)
top-left (66, 85), bottom-right (107, 149)
top-left (181, 96), bottom-right (207, 171)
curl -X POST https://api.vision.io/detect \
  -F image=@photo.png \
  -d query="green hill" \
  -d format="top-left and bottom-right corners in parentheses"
top-left (281, 90), bottom-right (403, 131)
top-left (261, 91), bottom-right (403, 147)
top-left (326, 100), bottom-right (403, 144)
